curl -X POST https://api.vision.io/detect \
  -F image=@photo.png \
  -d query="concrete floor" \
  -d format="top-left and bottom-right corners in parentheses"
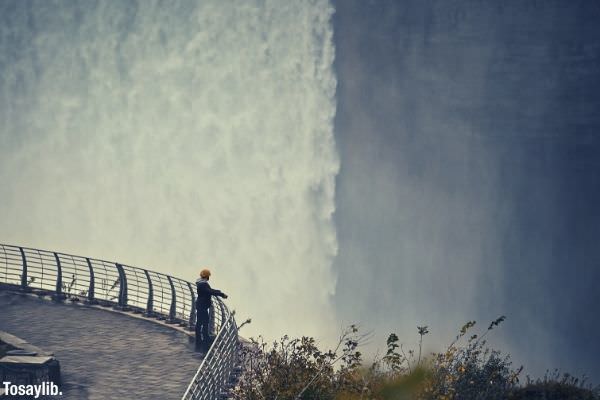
top-left (0, 291), bottom-right (203, 399)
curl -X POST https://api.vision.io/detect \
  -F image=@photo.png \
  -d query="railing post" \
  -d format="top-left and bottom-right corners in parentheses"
top-left (115, 263), bottom-right (127, 309)
top-left (167, 275), bottom-right (176, 322)
top-left (19, 247), bottom-right (27, 289)
top-left (54, 253), bottom-right (63, 299)
top-left (144, 269), bottom-right (153, 316)
top-left (187, 281), bottom-right (196, 330)
top-left (86, 258), bottom-right (95, 303)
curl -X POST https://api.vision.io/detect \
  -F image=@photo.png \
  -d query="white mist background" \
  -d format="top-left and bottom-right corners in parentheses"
top-left (0, 0), bottom-right (339, 341)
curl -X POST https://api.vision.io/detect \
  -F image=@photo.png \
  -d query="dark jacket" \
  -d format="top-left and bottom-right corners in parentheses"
top-left (196, 278), bottom-right (226, 310)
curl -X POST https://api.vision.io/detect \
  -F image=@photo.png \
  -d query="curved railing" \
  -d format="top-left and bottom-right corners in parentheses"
top-left (182, 309), bottom-right (241, 400)
top-left (0, 243), bottom-right (240, 400)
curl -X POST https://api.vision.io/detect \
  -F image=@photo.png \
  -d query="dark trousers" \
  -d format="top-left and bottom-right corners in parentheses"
top-left (195, 307), bottom-right (210, 351)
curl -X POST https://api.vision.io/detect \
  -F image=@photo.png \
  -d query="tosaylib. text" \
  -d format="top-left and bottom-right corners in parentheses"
top-left (2, 381), bottom-right (62, 398)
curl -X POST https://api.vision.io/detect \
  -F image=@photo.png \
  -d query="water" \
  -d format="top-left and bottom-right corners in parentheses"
top-left (0, 0), bottom-right (339, 341)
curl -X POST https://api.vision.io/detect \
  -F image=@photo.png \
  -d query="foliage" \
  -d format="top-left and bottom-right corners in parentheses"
top-left (234, 318), bottom-right (599, 400)
top-left (509, 370), bottom-right (600, 400)
top-left (232, 325), bottom-right (368, 400)
top-left (417, 316), bottom-right (520, 400)
top-left (98, 277), bottom-right (120, 301)
top-left (60, 274), bottom-right (88, 301)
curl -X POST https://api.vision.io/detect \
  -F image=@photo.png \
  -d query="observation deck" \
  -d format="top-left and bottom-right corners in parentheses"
top-left (0, 243), bottom-right (240, 400)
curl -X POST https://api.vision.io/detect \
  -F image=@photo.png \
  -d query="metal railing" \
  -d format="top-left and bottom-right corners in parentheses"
top-left (182, 304), bottom-right (241, 399)
top-left (0, 243), bottom-right (240, 400)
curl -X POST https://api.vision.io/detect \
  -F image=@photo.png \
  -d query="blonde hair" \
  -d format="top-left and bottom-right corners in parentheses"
top-left (200, 269), bottom-right (211, 279)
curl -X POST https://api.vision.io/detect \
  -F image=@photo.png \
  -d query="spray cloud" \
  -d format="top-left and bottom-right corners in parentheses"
top-left (0, 0), bottom-right (339, 340)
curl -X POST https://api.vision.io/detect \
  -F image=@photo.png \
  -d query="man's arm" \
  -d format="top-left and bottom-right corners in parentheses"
top-left (208, 283), bottom-right (228, 298)
top-left (198, 281), bottom-right (228, 298)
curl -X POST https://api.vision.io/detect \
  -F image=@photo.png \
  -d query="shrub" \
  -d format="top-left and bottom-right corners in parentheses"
top-left (418, 317), bottom-right (521, 399)
top-left (509, 370), bottom-right (600, 400)
top-left (233, 318), bottom-right (598, 400)
top-left (233, 325), bottom-right (368, 400)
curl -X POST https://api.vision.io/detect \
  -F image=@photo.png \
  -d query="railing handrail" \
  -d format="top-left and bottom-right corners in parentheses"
top-left (15, 243), bottom-right (191, 284)
top-left (0, 243), bottom-right (240, 400)
top-left (182, 311), bottom-right (235, 398)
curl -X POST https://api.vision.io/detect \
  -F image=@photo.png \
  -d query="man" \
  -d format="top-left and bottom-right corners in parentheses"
top-left (195, 268), bottom-right (228, 351)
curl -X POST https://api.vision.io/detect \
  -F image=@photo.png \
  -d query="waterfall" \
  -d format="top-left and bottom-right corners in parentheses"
top-left (0, 0), bottom-right (339, 340)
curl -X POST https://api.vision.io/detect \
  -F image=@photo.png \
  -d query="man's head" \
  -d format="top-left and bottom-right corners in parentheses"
top-left (200, 268), bottom-right (211, 280)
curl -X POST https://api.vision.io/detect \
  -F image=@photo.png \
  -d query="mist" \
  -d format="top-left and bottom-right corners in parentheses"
top-left (332, 0), bottom-right (600, 382)
top-left (0, 0), bottom-right (339, 341)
